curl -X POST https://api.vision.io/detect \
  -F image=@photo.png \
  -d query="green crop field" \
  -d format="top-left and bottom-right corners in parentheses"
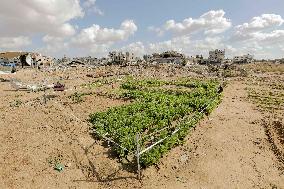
top-left (90, 78), bottom-right (223, 167)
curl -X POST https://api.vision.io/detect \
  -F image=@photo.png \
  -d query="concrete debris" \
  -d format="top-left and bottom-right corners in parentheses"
top-left (143, 51), bottom-right (186, 65)
top-left (10, 79), bottom-right (54, 92)
top-left (0, 78), bottom-right (9, 82)
top-left (0, 71), bottom-right (12, 75)
top-left (179, 154), bottom-right (189, 163)
top-left (53, 82), bottom-right (65, 91)
top-left (0, 52), bottom-right (54, 68)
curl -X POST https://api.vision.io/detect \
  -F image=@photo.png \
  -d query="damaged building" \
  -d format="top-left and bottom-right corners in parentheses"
top-left (145, 51), bottom-right (186, 65)
top-left (72, 56), bottom-right (108, 65)
top-left (209, 49), bottom-right (225, 64)
top-left (109, 51), bottom-right (136, 64)
top-left (0, 52), bottom-right (54, 68)
top-left (0, 52), bottom-right (25, 66)
top-left (187, 55), bottom-right (204, 65)
top-left (233, 54), bottom-right (254, 64)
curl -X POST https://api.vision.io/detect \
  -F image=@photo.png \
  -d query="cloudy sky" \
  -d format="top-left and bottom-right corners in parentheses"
top-left (0, 0), bottom-right (284, 59)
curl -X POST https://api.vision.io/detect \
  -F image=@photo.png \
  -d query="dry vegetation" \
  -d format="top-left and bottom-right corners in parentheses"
top-left (242, 62), bottom-right (284, 74)
top-left (245, 63), bottom-right (284, 172)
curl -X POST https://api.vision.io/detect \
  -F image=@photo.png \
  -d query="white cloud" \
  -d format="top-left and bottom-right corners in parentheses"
top-left (0, 0), bottom-right (83, 37)
top-left (149, 36), bottom-right (191, 53)
top-left (92, 7), bottom-right (104, 16)
top-left (69, 20), bottom-right (137, 57)
top-left (39, 35), bottom-right (69, 56)
top-left (71, 20), bottom-right (137, 46)
top-left (120, 42), bottom-right (146, 57)
top-left (146, 10), bottom-right (233, 56)
top-left (83, 0), bottom-right (104, 16)
top-left (280, 45), bottom-right (284, 52)
top-left (236, 14), bottom-right (284, 33)
top-left (119, 34), bottom-right (237, 59)
top-left (72, 43), bottom-right (111, 57)
top-left (0, 0), bottom-right (85, 56)
top-left (83, 0), bottom-right (96, 8)
top-left (220, 13), bottom-right (284, 58)
top-left (232, 14), bottom-right (284, 42)
top-left (0, 4), bottom-right (283, 59)
top-left (163, 10), bottom-right (231, 36)
top-left (0, 36), bottom-right (31, 50)
top-left (42, 35), bottom-right (63, 44)
top-left (253, 30), bottom-right (284, 43)
top-left (147, 36), bottom-right (236, 57)
top-left (89, 44), bottom-right (110, 56)
top-left (148, 26), bottom-right (164, 37)
top-left (34, 9), bottom-right (284, 59)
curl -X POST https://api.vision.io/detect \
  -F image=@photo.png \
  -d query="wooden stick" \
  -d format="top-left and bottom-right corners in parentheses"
top-left (136, 134), bottom-right (141, 180)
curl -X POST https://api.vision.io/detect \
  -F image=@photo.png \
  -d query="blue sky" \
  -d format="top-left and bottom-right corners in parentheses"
top-left (0, 0), bottom-right (284, 59)
top-left (82, 0), bottom-right (284, 44)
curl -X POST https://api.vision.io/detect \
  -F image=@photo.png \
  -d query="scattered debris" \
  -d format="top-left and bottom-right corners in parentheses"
top-left (0, 78), bottom-right (9, 82)
top-left (9, 79), bottom-right (54, 92)
top-left (53, 82), bottom-right (65, 91)
top-left (179, 154), bottom-right (189, 163)
top-left (0, 71), bottom-right (11, 74)
top-left (54, 163), bottom-right (65, 172)
top-left (10, 99), bottom-right (22, 107)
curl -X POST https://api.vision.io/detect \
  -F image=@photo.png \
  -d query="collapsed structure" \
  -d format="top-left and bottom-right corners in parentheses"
top-left (274, 58), bottom-right (284, 64)
top-left (208, 49), bottom-right (225, 63)
top-left (0, 52), bottom-right (54, 68)
top-left (187, 55), bottom-right (204, 65)
top-left (72, 56), bottom-right (108, 65)
top-left (109, 51), bottom-right (136, 64)
top-left (144, 51), bottom-right (186, 65)
top-left (233, 54), bottom-right (254, 64)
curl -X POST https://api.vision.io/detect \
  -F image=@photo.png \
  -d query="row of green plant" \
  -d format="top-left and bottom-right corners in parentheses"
top-left (89, 78), bottom-right (222, 166)
top-left (82, 78), bottom-right (119, 89)
top-left (69, 92), bottom-right (93, 103)
top-left (121, 78), bottom-right (217, 91)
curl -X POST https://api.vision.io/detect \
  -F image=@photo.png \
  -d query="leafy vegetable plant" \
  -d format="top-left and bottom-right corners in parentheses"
top-left (90, 78), bottom-right (222, 166)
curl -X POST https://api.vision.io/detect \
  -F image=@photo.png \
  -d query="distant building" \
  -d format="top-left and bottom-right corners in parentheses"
top-left (233, 54), bottom-right (254, 64)
top-left (209, 49), bottom-right (225, 63)
top-left (0, 52), bottom-right (26, 66)
top-left (73, 56), bottom-right (98, 65)
top-left (0, 57), bottom-right (9, 64)
top-left (109, 51), bottom-right (136, 64)
top-left (125, 52), bottom-right (135, 62)
top-left (223, 58), bottom-right (232, 64)
top-left (146, 51), bottom-right (186, 65)
top-left (274, 58), bottom-right (284, 64)
top-left (0, 52), bottom-right (54, 67)
top-left (32, 53), bottom-right (54, 67)
top-left (159, 51), bottom-right (185, 59)
top-left (143, 55), bottom-right (153, 62)
top-left (193, 55), bottom-right (204, 64)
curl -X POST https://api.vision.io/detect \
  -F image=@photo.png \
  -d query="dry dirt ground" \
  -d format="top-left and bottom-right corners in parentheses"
top-left (0, 66), bottom-right (283, 189)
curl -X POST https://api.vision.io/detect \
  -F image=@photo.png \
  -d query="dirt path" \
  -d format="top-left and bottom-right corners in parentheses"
top-left (141, 80), bottom-right (283, 188)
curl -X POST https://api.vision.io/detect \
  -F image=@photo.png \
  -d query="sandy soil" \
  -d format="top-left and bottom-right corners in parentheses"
top-left (141, 80), bottom-right (283, 189)
top-left (0, 66), bottom-right (283, 188)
